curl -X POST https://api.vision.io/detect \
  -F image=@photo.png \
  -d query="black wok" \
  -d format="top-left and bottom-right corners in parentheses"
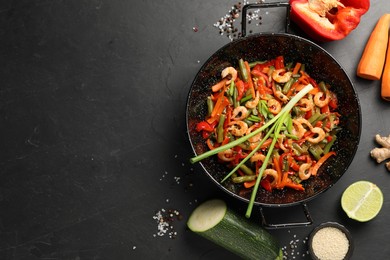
top-left (186, 4), bottom-right (361, 220)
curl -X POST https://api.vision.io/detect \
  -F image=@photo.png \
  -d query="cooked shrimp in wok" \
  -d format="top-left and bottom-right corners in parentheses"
top-left (194, 56), bottom-right (340, 192)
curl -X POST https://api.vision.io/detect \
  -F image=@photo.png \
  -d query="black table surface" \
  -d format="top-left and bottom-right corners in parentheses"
top-left (1, 0), bottom-right (390, 259)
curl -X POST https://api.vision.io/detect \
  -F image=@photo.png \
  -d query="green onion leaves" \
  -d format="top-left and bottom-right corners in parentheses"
top-left (190, 84), bottom-right (314, 218)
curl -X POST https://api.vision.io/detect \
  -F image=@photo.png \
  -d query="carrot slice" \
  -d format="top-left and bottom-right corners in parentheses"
top-left (284, 180), bottom-right (304, 191)
top-left (244, 180), bottom-right (256, 189)
top-left (211, 79), bottom-right (228, 92)
top-left (310, 151), bottom-right (336, 176)
top-left (357, 14), bottom-right (390, 80)
top-left (281, 171), bottom-right (289, 188)
top-left (260, 138), bottom-right (273, 149)
top-left (273, 157), bottom-right (282, 187)
top-left (207, 96), bottom-right (229, 124)
top-left (292, 62), bottom-right (301, 75)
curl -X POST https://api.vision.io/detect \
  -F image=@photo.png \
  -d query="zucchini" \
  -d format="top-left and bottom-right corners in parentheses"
top-left (187, 199), bottom-right (283, 260)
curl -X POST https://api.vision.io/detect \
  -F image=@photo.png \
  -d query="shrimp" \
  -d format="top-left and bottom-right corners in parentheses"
top-left (299, 163), bottom-right (311, 180)
top-left (267, 98), bottom-right (281, 114)
top-left (292, 118), bottom-right (313, 139)
top-left (307, 127), bottom-right (326, 144)
top-left (272, 69), bottom-right (292, 83)
top-left (232, 106), bottom-right (248, 121)
top-left (263, 169), bottom-right (278, 186)
top-left (245, 90), bottom-right (260, 109)
top-left (228, 121), bottom-right (248, 136)
top-left (299, 98), bottom-right (314, 112)
top-left (295, 118), bottom-right (313, 130)
top-left (218, 149), bottom-right (235, 162)
top-left (249, 133), bottom-right (262, 144)
top-left (278, 135), bottom-right (288, 152)
top-left (314, 91), bottom-right (330, 108)
top-left (250, 152), bottom-right (265, 163)
top-left (221, 67), bottom-right (237, 85)
top-left (275, 90), bottom-right (289, 103)
top-left (292, 120), bottom-right (306, 139)
top-left (246, 124), bottom-right (262, 143)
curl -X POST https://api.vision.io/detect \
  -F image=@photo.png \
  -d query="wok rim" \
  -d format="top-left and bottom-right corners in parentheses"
top-left (186, 32), bottom-right (362, 207)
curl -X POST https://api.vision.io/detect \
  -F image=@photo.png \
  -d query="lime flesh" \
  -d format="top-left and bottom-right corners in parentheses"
top-left (341, 181), bottom-right (383, 222)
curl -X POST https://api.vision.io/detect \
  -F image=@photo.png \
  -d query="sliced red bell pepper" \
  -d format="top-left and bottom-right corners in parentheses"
top-left (274, 56), bottom-right (285, 70)
top-left (290, 160), bottom-right (300, 171)
top-left (252, 69), bottom-right (270, 88)
top-left (253, 60), bottom-right (275, 72)
top-left (328, 91), bottom-right (338, 109)
top-left (202, 131), bottom-right (211, 139)
top-left (235, 80), bottom-right (246, 101)
top-left (232, 146), bottom-right (246, 165)
top-left (289, 0), bottom-right (370, 42)
top-left (304, 109), bottom-right (312, 120)
top-left (260, 178), bottom-right (272, 192)
top-left (195, 121), bottom-right (215, 132)
top-left (321, 104), bottom-right (330, 114)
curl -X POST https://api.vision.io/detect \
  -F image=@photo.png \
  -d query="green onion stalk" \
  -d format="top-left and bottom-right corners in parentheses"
top-left (190, 84), bottom-right (314, 218)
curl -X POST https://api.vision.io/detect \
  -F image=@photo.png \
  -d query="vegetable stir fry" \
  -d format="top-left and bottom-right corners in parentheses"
top-left (193, 56), bottom-right (340, 195)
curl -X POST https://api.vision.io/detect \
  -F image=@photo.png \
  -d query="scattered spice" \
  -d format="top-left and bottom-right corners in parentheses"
top-left (213, 0), bottom-right (265, 41)
top-left (311, 227), bottom-right (349, 260)
top-left (153, 208), bottom-right (183, 239)
top-left (282, 231), bottom-right (309, 259)
top-left (174, 176), bottom-right (181, 184)
top-left (159, 170), bottom-right (168, 181)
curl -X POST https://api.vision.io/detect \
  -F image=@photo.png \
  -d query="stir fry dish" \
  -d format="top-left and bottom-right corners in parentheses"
top-left (193, 56), bottom-right (340, 196)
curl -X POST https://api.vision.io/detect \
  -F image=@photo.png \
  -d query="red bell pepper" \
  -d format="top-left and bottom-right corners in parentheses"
top-left (260, 178), bottom-right (273, 192)
top-left (195, 121), bottom-right (214, 132)
top-left (289, 0), bottom-right (370, 42)
top-left (196, 120), bottom-right (218, 139)
top-left (274, 56), bottom-right (285, 70)
top-left (235, 80), bottom-right (246, 101)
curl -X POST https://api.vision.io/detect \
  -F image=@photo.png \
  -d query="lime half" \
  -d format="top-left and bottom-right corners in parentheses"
top-left (341, 181), bottom-right (383, 222)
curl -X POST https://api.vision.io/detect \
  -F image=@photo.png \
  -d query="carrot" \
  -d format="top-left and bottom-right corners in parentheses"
top-left (292, 62), bottom-right (301, 75)
top-left (207, 95), bottom-right (229, 124)
top-left (273, 157), bottom-right (283, 187)
top-left (260, 138), bottom-right (273, 149)
top-left (357, 14), bottom-right (390, 80)
top-left (382, 31), bottom-right (390, 101)
top-left (211, 79), bottom-right (228, 92)
top-left (244, 180), bottom-right (256, 189)
top-left (310, 151), bottom-right (336, 176)
top-left (284, 180), bottom-right (304, 191)
top-left (206, 139), bottom-right (216, 150)
top-left (308, 87), bottom-right (320, 95)
top-left (280, 172), bottom-right (289, 188)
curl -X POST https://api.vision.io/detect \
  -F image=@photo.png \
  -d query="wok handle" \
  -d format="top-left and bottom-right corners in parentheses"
top-left (241, 2), bottom-right (291, 37)
top-left (259, 203), bottom-right (313, 229)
